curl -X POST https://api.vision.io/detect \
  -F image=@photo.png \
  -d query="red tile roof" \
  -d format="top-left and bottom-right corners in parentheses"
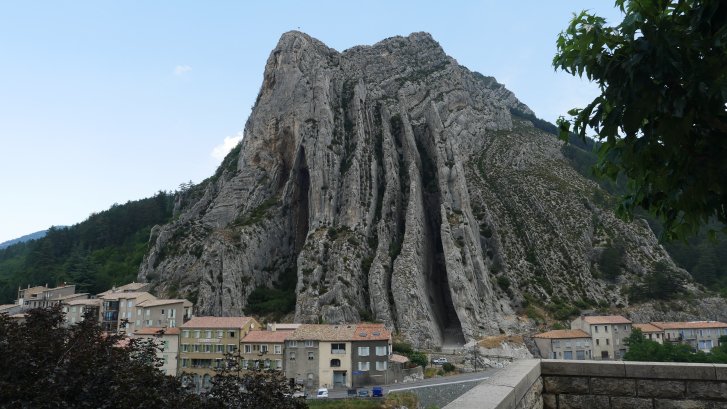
top-left (633, 323), bottom-right (663, 333)
top-left (353, 324), bottom-right (391, 341)
top-left (581, 315), bottom-right (632, 324)
top-left (651, 321), bottom-right (727, 330)
top-left (242, 330), bottom-right (291, 343)
top-left (181, 316), bottom-right (257, 329)
top-left (533, 329), bottom-right (591, 339)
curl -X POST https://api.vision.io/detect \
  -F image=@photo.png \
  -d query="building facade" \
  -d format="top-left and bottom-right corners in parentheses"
top-left (135, 299), bottom-right (192, 329)
top-left (652, 321), bottom-right (727, 352)
top-left (533, 329), bottom-right (593, 360)
top-left (17, 284), bottom-right (79, 308)
top-left (571, 315), bottom-right (632, 360)
top-left (133, 327), bottom-right (180, 376)
top-left (240, 330), bottom-right (289, 371)
top-left (179, 316), bottom-right (260, 393)
top-left (633, 323), bottom-right (665, 344)
top-left (62, 298), bottom-right (101, 326)
top-left (350, 324), bottom-right (392, 387)
top-left (100, 291), bottom-right (156, 333)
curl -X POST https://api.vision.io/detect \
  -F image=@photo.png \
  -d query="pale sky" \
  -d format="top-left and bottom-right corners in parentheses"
top-left (0, 1), bottom-right (623, 243)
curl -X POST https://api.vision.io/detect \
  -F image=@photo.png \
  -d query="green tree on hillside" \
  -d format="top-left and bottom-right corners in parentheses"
top-left (554, 0), bottom-right (727, 239)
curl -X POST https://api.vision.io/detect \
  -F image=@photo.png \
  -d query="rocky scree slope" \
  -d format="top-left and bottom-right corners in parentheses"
top-left (138, 31), bottom-right (686, 348)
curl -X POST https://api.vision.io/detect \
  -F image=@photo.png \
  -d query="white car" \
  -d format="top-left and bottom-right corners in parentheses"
top-left (316, 388), bottom-right (329, 398)
top-left (432, 357), bottom-right (448, 365)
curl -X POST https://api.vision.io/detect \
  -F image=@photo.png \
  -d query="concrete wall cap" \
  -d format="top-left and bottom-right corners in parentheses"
top-left (541, 359), bottom-right (626, 377)
top-left (624, 362), bottom-right (717, 380)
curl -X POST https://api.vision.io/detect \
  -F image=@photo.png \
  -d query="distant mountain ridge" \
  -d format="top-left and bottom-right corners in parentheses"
top-left (0, 229), bottom-right (54, 249)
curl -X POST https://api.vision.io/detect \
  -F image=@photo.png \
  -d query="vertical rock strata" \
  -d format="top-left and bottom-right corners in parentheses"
top-left (139, 32), bottom-right (677, 348)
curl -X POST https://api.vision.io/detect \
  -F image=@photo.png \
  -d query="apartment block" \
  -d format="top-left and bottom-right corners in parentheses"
top-left (133, 327), bottom-right (180, 376)
top-left (533, 329), bottom-right (592, 360)
top-left (17, 284), bottom-right (82, 308)
top-left (571, 315), bottom-right (632, 360)
top-left (240, 330), bottom-right (289, 371)
top-left (350, 324), bottom-right (392, 387)
top-left (633, 323), bottom-right (665, 344)
top-left (100, 291), bottom-right (156, 333)
top-left (62, 298), bottom-right (101, 326)
top-left (135, 299), bottom-right (192, 329)
top-left (652, 321), bottom-right (727, 352)
top-left (179, 316), bottom-right (260, 393)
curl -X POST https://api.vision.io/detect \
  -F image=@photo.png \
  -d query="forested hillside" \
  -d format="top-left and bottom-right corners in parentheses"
top-left (0, 192), bottom-right (174, 303)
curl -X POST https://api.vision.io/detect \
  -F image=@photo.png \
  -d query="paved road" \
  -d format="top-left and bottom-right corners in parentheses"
top-left (324, 367), bottom-right (499, 399)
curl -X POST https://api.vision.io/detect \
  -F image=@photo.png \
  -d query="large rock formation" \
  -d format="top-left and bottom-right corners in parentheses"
top-left (138, 32), bottom-right (684, 348)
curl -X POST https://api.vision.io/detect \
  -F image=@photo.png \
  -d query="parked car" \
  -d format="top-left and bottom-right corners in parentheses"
top-left (357, 388), bottom-right (369, 397)
top-left (291, 390), bottom-right (307, 398)
top-left (432, 357), bottom-right (448, 365)
top-left (372, 386), bottom-right (384, 397)
top-left (316, 388), bottom-right (329, 398)
top-left (347, 389), bottom-right (357, 397)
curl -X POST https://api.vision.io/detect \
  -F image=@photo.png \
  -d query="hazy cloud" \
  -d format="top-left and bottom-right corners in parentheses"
top-left (211, 133), bottom-right (243, 161)
top-left (173, 65), bottom-right (192, 76)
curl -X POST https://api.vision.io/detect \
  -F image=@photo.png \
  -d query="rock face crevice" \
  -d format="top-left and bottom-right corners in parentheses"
top-left (138, 31), bottom-right (688, 347)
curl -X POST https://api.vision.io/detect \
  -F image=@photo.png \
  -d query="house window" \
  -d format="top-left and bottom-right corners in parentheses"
top-left (161, 309), bottom-right (165, 315)
top-left (274, 345), bottom-right (282, 354)
top-left (289, 341), bottom-right (298, 347)
top-left (228, 331), bottom-right (236, 338)
top-left (308, 352), bottom-right (314, 360)
top-left (242, 360), bottom-right (249, 369)
top-left (606, 339), bottom-right (610, 345)
top-left (305, 340), bottom-right (314, 347)
top-left (594, 326), bottom-right (599, 333)
top-left (376, 361), bottom-right (387, 371)
top-left (217, 330), bottom-right (224, 338)
top-left (331, 343), bottom-right (346, 354)
top-left (358, 347), bottom-right (370, 356)
top-left (264, 360), bottom-right (271, 369)
top-left (216, 345), bottom-right (224, 353)
top-left (181, 359), bottom-right (188, 368)
top-left (169, 320), bottom-right (176, 328)
top-left (552, 340), bottom-right (560, 348)
top-left (194, 330), bottom-right (200, 338)
top-left (146, 320), bottom-right (153, 326)
top-left (205, 330), bottom-right (212, 338)
top-left (169, 309), bottom-right (176, 318)
top-left (576, 350), bottom-right (585, 360)
top-left (289, 352), bottom-right (296, 361)
top-left (276, 359), bottom-right (282, 369)
top-left (596, 339), bottom-right (600, 346)
top-left (376, 346), bottom-right (388, 356)
top-left (204, 344), bottom-right (211, 353)
top-left (127, 301), bottom-right (132, 308)
top-left (137, 308), bottom-right (142, 316)
top-left (605, 326), bottom-right (609, 333)
top-left (330, 359), bottom-right (341, 367)
top-left (182, 330), bottom-right (190, 338)
top-left (227, 345), bottom-right (236, 353)
top-left (358, 361), bottom-right (370, 371)
top-left (245, 345), bottom-right (252, 353)
top-left (261, 345), bottom-right (268, 354)
top-left (563, 351), bottom-right (573, 360)
top-left (145, 310), bottom-right (150, 316)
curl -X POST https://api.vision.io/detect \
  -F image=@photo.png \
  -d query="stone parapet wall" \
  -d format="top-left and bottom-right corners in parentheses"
top-left (443, 360), bottom-right (542, 409)
top-left (541, 360), bottom-right (727, 409)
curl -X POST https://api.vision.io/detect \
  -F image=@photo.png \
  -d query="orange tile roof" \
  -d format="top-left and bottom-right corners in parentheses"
top-left (651, 321), bottom-right (727, 330)
top-left (134, 327), bottom-right (181, 336)
top-left (533, 329), bottom-right (591, 339)
top-left (181, 316), bottom-right (256, 329)
top-left (390, 353), bottom-right (409, 363)
top-left (582, 315), bottom-right (631, 324)
top-left (633, 323), bottom-right (663, 333)
top-left (242, 330), bottom-right (291, 343)
top-left (353, 324), bottom-right (391, 341)
top-left (289, 324), bottom-right (357, 341)
top-left (100, 291), bottom-right (155, 301)
top-left (64, 298), bottom-right (101, 306)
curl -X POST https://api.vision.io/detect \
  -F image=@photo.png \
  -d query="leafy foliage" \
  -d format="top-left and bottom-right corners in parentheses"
top-left (244, 266), bottom-right (297, 319)
top-left (624, 329), bottom-right (727, 363)
top-left (392, 341), bottom-right (428, 368)
top-left (0, 192), bottom-right (175, 303)
top-left (628, 260), bottom-right (685, 301)
top-left (554, 0), bottom-right (727, 240)
top-left (0, 307), bottom-right (201, 408)
top-left (203, 357), bottom-right (306, 409)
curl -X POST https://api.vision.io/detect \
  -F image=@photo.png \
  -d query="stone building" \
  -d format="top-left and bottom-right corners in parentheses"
top-left (651, 321), bottom-right (727, 352)
top-left (350, 323), bottom-right (392, 387)
top-left (632, 323), bottom-right (665, 344)
top-left (17, 284), bottom-right (81, 309)
top-left (179, 316), bottom-right (260, 393)
top-left (533, 329), bottom-right (592, 360)
top-left (61, 298), bottom-right (101, 326)
top-left (240, 329), bottom-right (290, 371)
top-left (135, 298), bottom-right (193, 329)
top-left (133, 327), bottom-right (180, 376)
top-left (571, 315), bottom-right (632, 360)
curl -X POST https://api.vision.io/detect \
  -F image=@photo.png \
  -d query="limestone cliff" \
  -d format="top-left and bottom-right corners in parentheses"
top-left (138, 32), bottom-right (685, 348)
